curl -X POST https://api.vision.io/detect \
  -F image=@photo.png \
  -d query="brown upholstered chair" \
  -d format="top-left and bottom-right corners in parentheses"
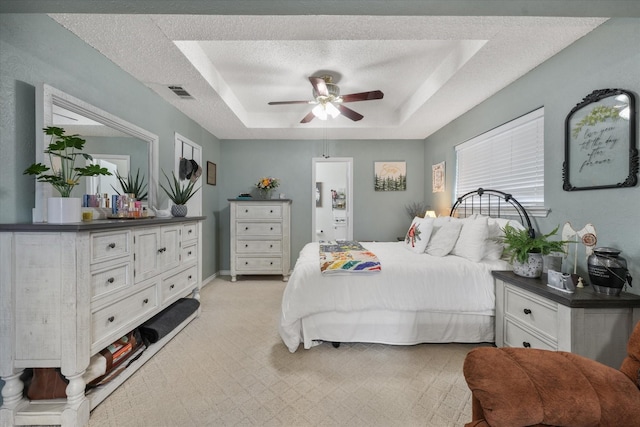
top-left (463, 321), bottom-right (640, 427)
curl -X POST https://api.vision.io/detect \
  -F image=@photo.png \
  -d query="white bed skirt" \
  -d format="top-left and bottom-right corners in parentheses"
top-left (299, 310), bottom-right (495, 350)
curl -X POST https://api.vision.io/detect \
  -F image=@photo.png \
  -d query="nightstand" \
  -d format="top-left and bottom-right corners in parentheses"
top-left (493, 270), bottom-right (640, 368)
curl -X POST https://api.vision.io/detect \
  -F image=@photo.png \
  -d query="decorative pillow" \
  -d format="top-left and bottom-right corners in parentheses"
top-left (404, 216), bottom-right (434, 253)
top-left (426, 221), bottom-right (463, 257)
top-left (451, 216), bottom-right (489, 262)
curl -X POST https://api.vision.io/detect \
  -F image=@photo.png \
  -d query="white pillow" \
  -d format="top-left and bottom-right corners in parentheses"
top-left (483, 217), bottom-right (527, 260)
top-left (426, 221), bottom-right (463, 257)
top-left (403, 216), bottom-right (434, 253)
top-left (451, 216), bottom-right (489, 262)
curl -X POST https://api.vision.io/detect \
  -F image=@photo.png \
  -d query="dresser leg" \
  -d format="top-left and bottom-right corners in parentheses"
top-left (0, 370), bottom-right (24, 407)
top-left (231, 275), bottom-right (237, 282)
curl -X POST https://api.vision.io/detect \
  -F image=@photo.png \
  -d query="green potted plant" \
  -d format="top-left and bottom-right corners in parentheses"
top-left (24, 126), bottom-right (112, 223)
top-left (500, 225), bottom-right (567, 278)
top-left (112, 168), bottom-right (148, 200)
top-left (159, 170), bottom-right (199, 217)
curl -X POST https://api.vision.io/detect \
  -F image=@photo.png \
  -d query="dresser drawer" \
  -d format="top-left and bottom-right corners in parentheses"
top-left (182, 222), bottom-right (198, 243)
top-left (236, 204), bottom-right (283, 219)
top-left (236, 256), bottom-right (282, 271)
top-left (91, 283), bottom-right (158, 350)
top-left (236, 240), bottom-right (281, 254)
top-left (161, 265), bottom-right (197, 304)
top-left (182, 242), bottom-right (198, 265)
top-left (505, 286), bottom-right (559, 339)
top-left (504, 317), bottom-right (556, 351)
top-left (90, 230), bottom-right (131, 264)
top-left (236, 222), bottom-right (282, 236)
top-left (90, 261), bottom-right (132, 301)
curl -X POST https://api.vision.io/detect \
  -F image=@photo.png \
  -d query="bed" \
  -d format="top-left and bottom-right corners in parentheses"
top-left (279, 188), bottom-right (534, 353)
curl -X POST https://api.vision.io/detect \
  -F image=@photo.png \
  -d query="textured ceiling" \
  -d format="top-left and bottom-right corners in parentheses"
top-left (49, 14), bottom-right (607, 140)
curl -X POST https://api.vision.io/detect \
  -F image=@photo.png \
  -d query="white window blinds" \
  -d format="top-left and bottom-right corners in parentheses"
top-left (455, 107), bottom-right (546, 215)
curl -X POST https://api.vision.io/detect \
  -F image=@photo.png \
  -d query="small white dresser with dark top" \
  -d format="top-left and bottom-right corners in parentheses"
top-left (493, 270), bottom-right (640, 368)
top-left (229, 199), bottom-right (292, 282)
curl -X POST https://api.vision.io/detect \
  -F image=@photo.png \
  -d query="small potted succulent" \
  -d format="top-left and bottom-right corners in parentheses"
top-left (500, 225), bottom-right (567, 278)
top-left (159, 170), bottom-right (199, 217)
top-left (113, 168), bottom-right (148, 200)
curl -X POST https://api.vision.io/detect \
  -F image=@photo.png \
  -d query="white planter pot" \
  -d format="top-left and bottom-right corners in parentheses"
top-left (47, 197), bottom-right (81, 224)
top-left (512, 252), bottom-right (544, 278)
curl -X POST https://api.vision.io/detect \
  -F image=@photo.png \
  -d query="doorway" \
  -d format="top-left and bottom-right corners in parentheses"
top-left (312, 157), bottom-right (353, 241)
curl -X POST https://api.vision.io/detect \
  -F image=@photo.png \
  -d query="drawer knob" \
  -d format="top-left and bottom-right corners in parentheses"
top-left (245, 227), bottom-right (249, 231)
top-left (188, 230), bottom-right (193, 234)
top-left (523, 308), bottom-right (532, 315)
top-left (270, 210), bottom-right (273, 213)
top-left (170, 284), bottom-right (175, 289)
top-left (245, 261), bottom-right (249, 265)
top-left (245, 209), bottom-right (249, 213)
top-left (270, 261), bottom-right (273, 265)
top-left (188, 275), bottom-right (192, 279)
top-left (143, 298), bottom-right (149, 304)
top-left (108, 316), bottom-right (115, 323)
top-left (108, 242), bottom-right (116, 249)
top-left (269, 244), bottom-right (273, 248)
top-left (245, 244), bottom-right (249, 248)
top-left (523, 342), bottom-right (531, 348)
top-left (270, 227), bottom-right (273, 231)
top-left (158, 247), bottom-right (166, 253)
top-left (188, 251), bottom-right (192, 255)
top-left (107, 277), bottom-right (115, 284)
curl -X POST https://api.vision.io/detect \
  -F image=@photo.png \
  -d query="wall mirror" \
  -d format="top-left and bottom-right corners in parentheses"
top-left (563, 88), bottom-right (638, 191)
top-left (34, 84), bottom-right (158, 221)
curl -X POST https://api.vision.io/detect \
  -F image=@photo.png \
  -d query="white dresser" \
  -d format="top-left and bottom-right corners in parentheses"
top-left (494, 270), bottom-right (640, 368)
top-left (229, 199), bottom-right (291, 282)
top-left (0, 217), bottom-right (203, 427)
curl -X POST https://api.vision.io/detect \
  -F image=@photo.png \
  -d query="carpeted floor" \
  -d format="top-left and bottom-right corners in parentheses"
top-left (88, 276), bottom-right (487, 426)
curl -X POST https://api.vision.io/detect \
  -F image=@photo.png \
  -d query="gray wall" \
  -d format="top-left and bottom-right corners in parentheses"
top-left (424, 18), bottom-right (640, 293)
top-left (0, 14), bottom-right (222, 278)
top-left (219, 139), bottom-right (425, 270)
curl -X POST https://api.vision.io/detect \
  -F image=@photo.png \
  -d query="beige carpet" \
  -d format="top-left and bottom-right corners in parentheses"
top-left (88, 276), bottom-right (487, 427)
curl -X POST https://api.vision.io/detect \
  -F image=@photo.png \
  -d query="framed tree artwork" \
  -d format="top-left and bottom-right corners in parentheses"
top-left (374, 161), bottom-right (406, 191)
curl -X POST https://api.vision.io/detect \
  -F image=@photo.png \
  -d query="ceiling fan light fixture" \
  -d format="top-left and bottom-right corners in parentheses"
top-left (325, 102), bottom-right (341, 118)
top-left (312, 104), bottom-right (328, 120)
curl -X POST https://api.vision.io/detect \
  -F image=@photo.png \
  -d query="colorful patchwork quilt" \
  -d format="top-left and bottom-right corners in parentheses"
top-left (319, 240), bottom-right (382, 274)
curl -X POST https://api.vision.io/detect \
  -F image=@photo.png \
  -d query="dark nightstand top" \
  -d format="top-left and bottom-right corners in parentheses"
top-left (492, 270), bottom-right (640, 309)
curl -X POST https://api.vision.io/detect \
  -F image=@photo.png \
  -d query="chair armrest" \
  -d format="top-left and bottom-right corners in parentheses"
top-left (463, 347), bottom-right (640, 427)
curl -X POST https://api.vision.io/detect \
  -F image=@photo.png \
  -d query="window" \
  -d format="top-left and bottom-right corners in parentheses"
top-left (455, 107), bottom-right (546, 216)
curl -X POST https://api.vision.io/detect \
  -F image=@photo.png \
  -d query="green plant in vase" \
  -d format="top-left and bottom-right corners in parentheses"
top-left (159, 170), bottom-right (199, 217)
top-left (500, 225), bottom-right (567, 278)
top-left (112, 168), bottom-right (148, 200)
top-left (24, 126), bottom-right (112, 197)
top-left (24, 126), bottom-right (112, 223)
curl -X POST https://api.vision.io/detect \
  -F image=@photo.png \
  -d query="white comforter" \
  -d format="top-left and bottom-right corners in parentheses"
top-left (279, 241), bottom-right (510, 352)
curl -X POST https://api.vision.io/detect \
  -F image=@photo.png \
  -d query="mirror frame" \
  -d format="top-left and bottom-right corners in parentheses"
top-left (34, 84), bottom-right (159, 222)
top-left (563, 88), bottom-right (638, 191)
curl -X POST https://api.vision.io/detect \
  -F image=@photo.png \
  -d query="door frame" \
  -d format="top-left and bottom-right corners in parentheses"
top-left (311, 157), bottom-right (354, 241)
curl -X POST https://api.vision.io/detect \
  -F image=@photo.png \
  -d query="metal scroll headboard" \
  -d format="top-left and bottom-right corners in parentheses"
top-left (449, 188), bottom-right (535, 238)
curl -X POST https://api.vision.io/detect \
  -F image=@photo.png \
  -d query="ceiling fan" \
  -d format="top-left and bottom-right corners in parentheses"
top-left (268, 75), bottom-right (384, 123)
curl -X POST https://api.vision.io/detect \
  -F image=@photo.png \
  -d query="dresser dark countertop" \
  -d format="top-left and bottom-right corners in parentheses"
top-left (492, 270), bottom-right (640, 308)
top-left (0, 216), bottom-right (206, 232)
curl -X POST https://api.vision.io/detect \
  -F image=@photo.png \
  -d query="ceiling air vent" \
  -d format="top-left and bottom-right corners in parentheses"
top-left (168, 85), bottom-right (193, 99)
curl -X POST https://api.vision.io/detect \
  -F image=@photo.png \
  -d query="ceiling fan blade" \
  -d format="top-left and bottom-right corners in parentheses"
top-left (309, 77), bottom-right (329, 97)
top-left (300, 111), bottom-right (316, 123)
top-left (341, 90), bottom-right (384, 103)
top-left (337, 104), bottom-right (364, 121)
top-left (268, 100), bottom-right (311, 105)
